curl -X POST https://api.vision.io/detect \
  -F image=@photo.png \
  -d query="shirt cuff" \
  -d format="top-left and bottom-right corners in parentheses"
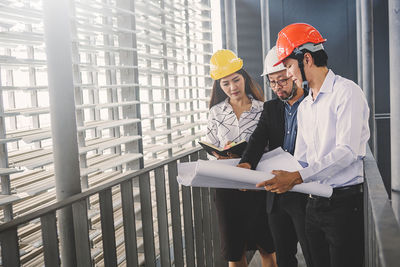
top-left (298, 167), bottom-right (315, 183)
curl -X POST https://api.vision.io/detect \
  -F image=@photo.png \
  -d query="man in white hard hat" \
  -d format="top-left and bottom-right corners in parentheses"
top-left (237, 46), bottom-right (313, 267)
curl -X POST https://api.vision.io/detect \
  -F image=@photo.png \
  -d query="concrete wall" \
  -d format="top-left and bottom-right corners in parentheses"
top-left (269, 0), bottom-right (357, 81)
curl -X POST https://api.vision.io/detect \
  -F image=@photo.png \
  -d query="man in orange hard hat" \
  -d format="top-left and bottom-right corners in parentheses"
top-left (256, 23), bottom-right (370, 267)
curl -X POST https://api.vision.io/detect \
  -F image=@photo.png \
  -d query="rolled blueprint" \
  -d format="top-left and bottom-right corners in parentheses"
top-left (177, 147), bottom-right (333, 197)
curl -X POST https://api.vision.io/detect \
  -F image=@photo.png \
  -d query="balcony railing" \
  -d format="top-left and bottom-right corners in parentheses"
top-left (364, 146), bottom-right (400, 266)
top-left (1, 145), bottom-right (400, 266)
top-left (0, 148), bottom-right (225, 267)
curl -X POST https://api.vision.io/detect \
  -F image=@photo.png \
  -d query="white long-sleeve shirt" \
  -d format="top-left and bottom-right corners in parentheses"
top-left (206, 97), bottom-right (264, 148)
top-left (294, 70), bottom-right (370, 188)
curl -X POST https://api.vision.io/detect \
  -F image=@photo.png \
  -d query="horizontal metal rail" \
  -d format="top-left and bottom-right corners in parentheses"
top-left (364, 146), bottom-right (400, 266)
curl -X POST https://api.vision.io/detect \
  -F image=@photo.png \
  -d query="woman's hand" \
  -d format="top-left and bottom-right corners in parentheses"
top-left (224, 141), bottom-right (233, 149)
top-left (211, 141), bottom-right (240, 159)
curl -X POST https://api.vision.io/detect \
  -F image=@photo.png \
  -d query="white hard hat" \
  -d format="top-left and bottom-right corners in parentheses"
top-left (261, 46), bottom-right (286, 76)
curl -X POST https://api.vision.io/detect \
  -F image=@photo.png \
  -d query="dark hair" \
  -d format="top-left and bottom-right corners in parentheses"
top-left (209, 69), bottom-right (264, 109)
top-left (288, 49), bottom-right (328, 67)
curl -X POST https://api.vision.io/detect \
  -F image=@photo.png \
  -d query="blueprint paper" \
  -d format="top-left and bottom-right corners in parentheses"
top-left (177, 147), bottom-right (333, 197)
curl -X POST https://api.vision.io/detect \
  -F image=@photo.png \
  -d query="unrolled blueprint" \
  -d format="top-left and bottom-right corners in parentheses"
top-left (177, 147), bottom-right (333, 197)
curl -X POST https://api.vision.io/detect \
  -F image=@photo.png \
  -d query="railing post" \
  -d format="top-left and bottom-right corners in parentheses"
top-left (168, 161), bottom-right (185, 267)
top-left (199, 150), bottom-right (213, 266)
top-left (180, 156), bottom-right (195, 266)
top-left (72, 200), bottom-right (92, 267)
top-left (363, 183), bottom-right (370, 267)
top-left (154, 166), bottom-right (171, 266)
top-left (210, 187), bottom-right (226, 266)
top-left (99, 189), bottom-right (117, 267)
top-left (191, 153), bottom-right (205, 266)
top-left (389, 0), bottom-right (400, 223)
top-left (41, 212), bottom-right (60, 267)
top-left (0, 228), bottom-right (20, 267)
top-left (139, 173), bottom-right (156, 267)
top-left (120, 180), bottom-right (139, 267)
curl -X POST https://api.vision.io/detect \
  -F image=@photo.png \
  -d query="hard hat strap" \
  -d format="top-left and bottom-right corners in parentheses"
top-left (293, 48), bottom-right (309, 91)
top-left (280, 81), bottom-right (297, 103)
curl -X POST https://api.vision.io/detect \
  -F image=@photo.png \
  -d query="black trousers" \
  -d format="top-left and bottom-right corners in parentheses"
top-left (268, 192), bottom-right (314, 267)
top-left (306, 188), bottom-right (364, 267)
top-left (215, 189), bottom-right (274, 261)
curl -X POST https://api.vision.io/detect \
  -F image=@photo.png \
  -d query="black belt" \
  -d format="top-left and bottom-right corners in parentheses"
top-left (309, 183), bottom-right (363, 200)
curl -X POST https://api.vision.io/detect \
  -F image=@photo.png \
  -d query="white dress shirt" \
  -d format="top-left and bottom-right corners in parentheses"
top-left (206, 97), bottom-right (264, 148)
top-left (294, 70), bottom-right (370, 187)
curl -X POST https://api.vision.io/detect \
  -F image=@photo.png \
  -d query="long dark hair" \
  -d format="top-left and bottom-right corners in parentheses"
top-left (209, 69), bottom-right (264, 109)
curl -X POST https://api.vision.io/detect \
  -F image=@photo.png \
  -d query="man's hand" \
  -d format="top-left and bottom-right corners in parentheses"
top-left (256, 170), bottom-right (303, 194)
top-left (236, 162), bottom-right (251, 169)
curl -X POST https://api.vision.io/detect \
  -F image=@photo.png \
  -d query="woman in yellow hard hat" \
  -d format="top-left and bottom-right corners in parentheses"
top-left (207, 49), bottom-right (277, 267)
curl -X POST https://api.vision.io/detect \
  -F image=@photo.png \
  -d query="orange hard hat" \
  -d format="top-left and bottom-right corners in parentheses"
top-left (274, 23), bottom-right (326, 66)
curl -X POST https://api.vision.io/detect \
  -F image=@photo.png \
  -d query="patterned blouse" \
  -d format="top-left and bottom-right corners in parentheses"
top-left (206, 96), bottom-right (264, 148)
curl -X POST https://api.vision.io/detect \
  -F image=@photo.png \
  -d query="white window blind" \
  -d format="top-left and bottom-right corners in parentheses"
top-left (0, 0), bottom-right (212, 220)
top-left (0, 0), bottom-right (213, 265)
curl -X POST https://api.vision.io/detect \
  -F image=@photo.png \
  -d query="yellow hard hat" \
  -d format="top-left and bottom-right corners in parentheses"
top-left (210, 49), bottom-right (243, 80)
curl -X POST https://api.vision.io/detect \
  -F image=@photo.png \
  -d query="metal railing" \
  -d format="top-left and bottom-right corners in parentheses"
top-left (0, 148), bottom-right (225, 267)
top-left (3, 143), bottom-right (398, 266)
top-left (364, 146), bottom-right (400, 266)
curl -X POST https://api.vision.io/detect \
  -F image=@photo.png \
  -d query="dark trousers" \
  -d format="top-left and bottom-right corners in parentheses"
top-left (268, 192), bottom-right (314, 267)
top-left (306, 189), bottom-right (364, 267)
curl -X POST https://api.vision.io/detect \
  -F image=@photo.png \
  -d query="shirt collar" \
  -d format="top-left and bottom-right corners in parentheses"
top-left (319, 69), bottom-right (335, 94)
top-left (304, 69), bottom-right (335, 104)
top-left (284, 93), bottom-right (305, 109)
top-left (221, 95), bottom-right (261, 113)
top-left (221, 97), bottom-right (233, 113)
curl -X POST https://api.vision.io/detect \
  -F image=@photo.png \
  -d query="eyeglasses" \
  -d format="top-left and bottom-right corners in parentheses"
top-left (268, 78), bottom-right (290, 88)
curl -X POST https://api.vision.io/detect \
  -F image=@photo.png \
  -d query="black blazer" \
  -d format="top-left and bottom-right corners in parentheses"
top-left (239, 98), bottom-right (285, 213)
